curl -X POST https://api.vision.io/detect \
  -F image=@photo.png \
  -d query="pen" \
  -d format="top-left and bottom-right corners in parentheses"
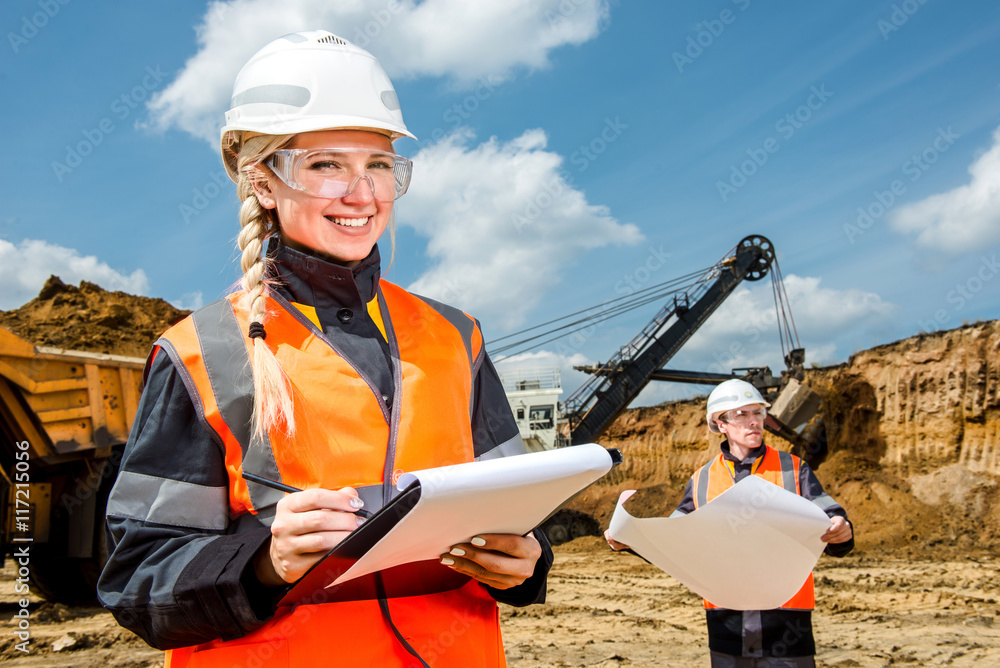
top-left (242, 471), bottom-right (371, 518)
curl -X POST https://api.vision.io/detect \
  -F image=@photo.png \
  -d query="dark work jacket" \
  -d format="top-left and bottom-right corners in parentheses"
top-left (97, 241), bottom-right (552, 650)
top-left (675, 441), bottom-right (854, 659)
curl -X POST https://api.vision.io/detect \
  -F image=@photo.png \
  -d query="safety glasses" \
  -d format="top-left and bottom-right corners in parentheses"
top-left (721, 407), bottom-right (767, 425)
top-left (265, 148), bottom-right (412, 202)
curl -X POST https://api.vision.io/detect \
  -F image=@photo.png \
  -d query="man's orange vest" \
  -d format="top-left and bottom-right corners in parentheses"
top-left (156, 282), bottom-right (507, 667)
top-left (690, 445), bottom-right (815, 611)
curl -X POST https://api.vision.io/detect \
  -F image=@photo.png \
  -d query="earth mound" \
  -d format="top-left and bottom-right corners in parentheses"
top-left (0, 276), bottom-right (189, 358)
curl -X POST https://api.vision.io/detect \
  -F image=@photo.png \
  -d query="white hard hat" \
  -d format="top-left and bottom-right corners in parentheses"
top-left (220, 30), bottom-right (416, 181)
top-left (706, 379), bottom-right (771, 433)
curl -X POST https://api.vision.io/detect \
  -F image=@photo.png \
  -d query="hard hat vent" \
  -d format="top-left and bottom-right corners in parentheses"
top-left (316, 34), bottom-right (348, 46)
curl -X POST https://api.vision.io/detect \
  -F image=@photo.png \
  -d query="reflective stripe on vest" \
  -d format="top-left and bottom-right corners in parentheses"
top-left (154, 282), bottom-right (506, 667)
top-left (691, 445), bottom-right (815, 611)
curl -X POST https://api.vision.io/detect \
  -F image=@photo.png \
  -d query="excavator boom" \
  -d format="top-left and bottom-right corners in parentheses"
top-left (565, 235), bottom-right (775, 445)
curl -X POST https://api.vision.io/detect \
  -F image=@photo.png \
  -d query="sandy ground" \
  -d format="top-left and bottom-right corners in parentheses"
top-left (2, 538), bottom-right (998, 667)
top-left (501, 539), bottom-right (1000, 667)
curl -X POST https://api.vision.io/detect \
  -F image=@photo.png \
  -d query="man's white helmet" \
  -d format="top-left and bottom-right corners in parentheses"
top-left (220, 30), bottom-right (416, 181)
top-left (706, 379), bottom-right (771, 433)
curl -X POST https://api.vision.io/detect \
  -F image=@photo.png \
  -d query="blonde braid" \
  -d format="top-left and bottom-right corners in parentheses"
top-left (234, 134), bottom-right (296, 440)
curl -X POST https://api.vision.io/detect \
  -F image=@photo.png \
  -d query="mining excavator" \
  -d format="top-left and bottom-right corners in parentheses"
top-left (496, 235), bottom-right (827, 544)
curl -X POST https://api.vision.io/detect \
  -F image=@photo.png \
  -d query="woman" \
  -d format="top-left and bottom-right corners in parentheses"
top-left (98, 31), bottom-right (551, 667)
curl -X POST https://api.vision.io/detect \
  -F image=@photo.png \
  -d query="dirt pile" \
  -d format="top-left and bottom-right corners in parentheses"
top-left (574, 319), bottom-right (1000, 559)
top-left (0, 276), bottom-right (189, 358)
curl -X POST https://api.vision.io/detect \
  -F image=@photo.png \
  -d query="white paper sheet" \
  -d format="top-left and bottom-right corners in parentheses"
top-left (330, 443), bottom-right (616, 586)
top-left (607, 475), bottom-right (831, 610)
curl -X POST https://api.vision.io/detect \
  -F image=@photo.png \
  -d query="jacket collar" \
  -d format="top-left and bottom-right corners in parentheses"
top-left (720, 440), bottom-right (767, 465)
top-left (266, 237), bottom-right (381, 307)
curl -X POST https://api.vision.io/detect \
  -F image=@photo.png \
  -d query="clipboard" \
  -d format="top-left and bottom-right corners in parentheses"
top-left (278, 483), bottom-right (468, 606)
top-left (278, 444), bottom-right (622, 606)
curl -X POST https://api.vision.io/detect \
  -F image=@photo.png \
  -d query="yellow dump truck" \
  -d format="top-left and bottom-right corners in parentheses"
top-left (0, 326), bottom-right (145, 601)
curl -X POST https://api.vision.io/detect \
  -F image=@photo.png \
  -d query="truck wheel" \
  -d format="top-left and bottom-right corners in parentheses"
top-left (540, 509), bottom-right (600, 545)
top-left (29, 469), bottom-right (114, 604)
top-left (29, 547), bottom-right (104, 603)
top-left (570, 513), bottom-right (599, 539)
top-left (542, 518), bottom-right (571, 545)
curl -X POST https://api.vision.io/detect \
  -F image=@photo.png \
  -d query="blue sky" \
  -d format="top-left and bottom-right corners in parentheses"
top-left (3, 0), bottom-right (1000, 405)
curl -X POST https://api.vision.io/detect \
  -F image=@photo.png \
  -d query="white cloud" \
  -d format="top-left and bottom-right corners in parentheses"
top-left (0, 239), bottom-right (149, 310)
top-left (890, 125), bottom-right (1000, 253)
top-left (399, 128), bottom-right (643, 329)
top-left (629, 379), bottom-right (705, 408)
top-left (494, 275), bottom-right (895, 409)
top-left (169, 291), bottom-right (205, 312)
top-left (494, 343), bottom-right (710, 414)
top-left (676, 274), bottom-right (895, 376)
top-left (148, 0), bottom-right (609, 142)
top-left (493, 348), bottom-right (595, 404)
top-left (494, 349), bottom-right (591, 382)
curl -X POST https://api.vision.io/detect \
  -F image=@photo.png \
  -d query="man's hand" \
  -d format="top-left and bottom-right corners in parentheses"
top-left (440, 533), bottom-right (542, 590)
top-left (821, 515), bottom-right (853, 544)
top-left (604, 529), bottom-right (630, 551)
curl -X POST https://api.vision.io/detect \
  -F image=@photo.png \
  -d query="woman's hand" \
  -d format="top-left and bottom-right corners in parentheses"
top-left (440, 533), bottom-right (542, 590)
top-left (254, 487), bottom-right (365, 586)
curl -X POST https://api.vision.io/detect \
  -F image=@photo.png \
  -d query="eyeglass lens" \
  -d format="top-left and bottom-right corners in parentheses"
top-left (297, 151), bottom-right (405, 201)
top-left (727, 408), bottom-right (766, 424)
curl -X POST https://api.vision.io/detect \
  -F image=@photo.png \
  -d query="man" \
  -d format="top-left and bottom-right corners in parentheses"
top-left (607, 379), bottom-right (853, 667)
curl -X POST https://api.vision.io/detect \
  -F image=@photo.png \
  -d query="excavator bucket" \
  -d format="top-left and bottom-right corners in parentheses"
top-left (767, 378), bottom-right (828, 467)
top-left (769, 378), bottom-right (821, 433)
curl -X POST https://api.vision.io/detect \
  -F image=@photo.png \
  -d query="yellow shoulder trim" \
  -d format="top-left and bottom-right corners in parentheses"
top-left (288, 302), bottom-right (321, 330)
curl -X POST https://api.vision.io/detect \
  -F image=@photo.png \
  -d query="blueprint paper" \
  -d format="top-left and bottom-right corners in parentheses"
top-left (607, 476), bottom-right (831, 610)
top-left (330, 443), bottom-right (617, 586)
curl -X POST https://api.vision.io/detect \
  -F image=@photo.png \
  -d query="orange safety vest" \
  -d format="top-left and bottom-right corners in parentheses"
top-left (690, 445), bottom-right (815, 611)
top-left (155, 282), bottom-right (506, 668)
